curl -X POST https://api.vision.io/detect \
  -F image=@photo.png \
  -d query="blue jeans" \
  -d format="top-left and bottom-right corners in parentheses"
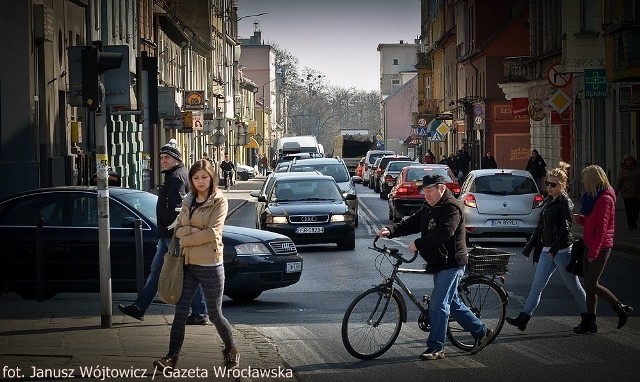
top-left (428, 266), bottom-right (486, 351)
top-left (134, 238), bottom-right (207, 315)
top-left (522, 248), bottom-right (587, 315)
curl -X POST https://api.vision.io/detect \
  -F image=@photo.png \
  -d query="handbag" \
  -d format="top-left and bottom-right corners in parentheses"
top-left (566, 238), bottom-right (585, 277)
top-left (158, 232), bottom-right (184, 304)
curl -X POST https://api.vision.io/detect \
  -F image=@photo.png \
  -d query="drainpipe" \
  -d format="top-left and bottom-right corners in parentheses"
top-left (468, 59), bottom-right (480, 170)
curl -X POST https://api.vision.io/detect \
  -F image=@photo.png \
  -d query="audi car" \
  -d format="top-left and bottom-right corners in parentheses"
top-left (0, 187), bottom-right (302, 301)
top-left (253, 173), bottom-right (356, 250)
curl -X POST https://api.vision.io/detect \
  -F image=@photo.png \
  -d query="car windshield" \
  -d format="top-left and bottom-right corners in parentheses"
top-left (387, 161), bottom-right (414, 172)
top-left (406, 168), bottom-right (452, 182)
top-left (473, 174), bottom-right (537, 195)
top-left (271, 179), bottom-right (342, 202)
top-left (290, 164), bottom-right (350, 182)
top-left (116, 192), bottom-right (158, 224)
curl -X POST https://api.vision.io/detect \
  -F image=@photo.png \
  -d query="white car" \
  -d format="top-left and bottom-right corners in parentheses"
top-left (235, 163), bottom-right (257, 181)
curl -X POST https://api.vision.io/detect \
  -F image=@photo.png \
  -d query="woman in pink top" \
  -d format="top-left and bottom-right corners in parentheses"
top-left (574, 165), bottom-right (633, 332)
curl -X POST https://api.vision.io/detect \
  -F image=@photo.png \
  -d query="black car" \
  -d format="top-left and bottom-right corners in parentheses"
top-left (0, 187), bottom-right (302, 301)
top-left (253, 173), bottom-right (356, 250)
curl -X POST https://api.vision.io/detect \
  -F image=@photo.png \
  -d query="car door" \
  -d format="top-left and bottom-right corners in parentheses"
top-left (0, 191), bottom-right (66, 295)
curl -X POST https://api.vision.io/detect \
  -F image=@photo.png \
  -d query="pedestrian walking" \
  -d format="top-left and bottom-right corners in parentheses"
top-left (614, 154), bottom-right (640, 230)
top-left (118, 140), bottom-right (209, 325)
top-left (259, 153), bottom-right (269, 176)
top-left (456, 148), bottom-right (471, 179)
top-left (377, 174), bottom-right (494, 360)
top-left (424, 150), bottom-right (435, 164)
top-left (481, 150), bottom-right (498, 169)
top-left (525, 149), bottom-right (547, 192)
top-left (154, 159), bottom-right (239, 372)
top-left (506, 162), bottom-right (587, 332)
top-left (573, 165), bottom-right (633, 332)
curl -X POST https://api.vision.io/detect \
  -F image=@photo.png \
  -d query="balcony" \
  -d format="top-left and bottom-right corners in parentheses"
top-left (605, 22), bottom-right (640, 80)
top-left (502, 56), bottom-right (531, 83)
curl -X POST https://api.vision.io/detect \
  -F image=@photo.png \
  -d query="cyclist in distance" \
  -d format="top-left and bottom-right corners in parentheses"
top-left (377, 174), bottom-right (494, 360)
top-left (219, 155), bottom-right (235, 189)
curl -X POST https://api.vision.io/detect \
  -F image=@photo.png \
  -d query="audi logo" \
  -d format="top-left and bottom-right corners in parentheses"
top-left (282, 243), bottom-right (295, 251)
top-left (300, 216), bottom-right (318, 222)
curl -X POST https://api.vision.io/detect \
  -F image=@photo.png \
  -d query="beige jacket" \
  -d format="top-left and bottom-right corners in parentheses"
top-left (175, 189), bottom-right (227, 265)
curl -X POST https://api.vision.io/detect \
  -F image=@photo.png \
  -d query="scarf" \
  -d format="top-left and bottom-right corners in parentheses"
top-left (580, 188), bottom-right (604, 216)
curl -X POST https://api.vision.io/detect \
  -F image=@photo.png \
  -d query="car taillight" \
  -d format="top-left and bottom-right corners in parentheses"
top-left (450, 185), bottom-right (461, 195)
top-left (364, 164), bottom-right (369, 171)
top-left (396, 186), bottom-right (413, 195)
top-left (533, 194), bottom-right (544, 208)
top-left (384, 175), bottom-right (394, 182)
top-left (463, 194), bottom-right (477, 208)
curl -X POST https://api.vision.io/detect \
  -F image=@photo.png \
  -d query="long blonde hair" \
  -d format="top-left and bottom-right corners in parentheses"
top-left (581, 165), bottom-right (610, 196)
top-left (546, 161), bottom-right (570, 189)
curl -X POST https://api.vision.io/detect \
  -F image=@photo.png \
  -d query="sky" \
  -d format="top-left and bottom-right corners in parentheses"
top-left (237, 0), bottom-right (421, 92)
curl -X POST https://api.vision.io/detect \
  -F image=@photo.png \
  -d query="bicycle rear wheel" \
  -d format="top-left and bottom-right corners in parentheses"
top-left (341, 287), bottom-right (403, 360)
top-left (446, 277), bottom-right (507, 352)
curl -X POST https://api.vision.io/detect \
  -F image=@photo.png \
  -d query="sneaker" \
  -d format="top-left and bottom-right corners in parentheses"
top-left (419, 348), bottom-right (444, 360)
top-left (186, 313), bottom-right (211, 325)
top-left (153, 354), bottom-right (178, 371)
top-left (118, 304), bottom-right (144, 321)
top-left (470, 328), bottom-right (495, 354)
top-left (223, 347), bottom-right (240, 369)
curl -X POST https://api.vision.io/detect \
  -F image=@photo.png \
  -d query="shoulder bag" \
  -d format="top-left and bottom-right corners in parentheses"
top-left (158, 232), bottom-right (184, 304)
top-left (566, 238), bottom-right (585, 277)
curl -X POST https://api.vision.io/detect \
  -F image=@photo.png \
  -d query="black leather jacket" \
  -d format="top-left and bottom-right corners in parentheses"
top-left (156, 164), bottom-right (189, 238)
top-left (539, 192), bottom-right (573, 255)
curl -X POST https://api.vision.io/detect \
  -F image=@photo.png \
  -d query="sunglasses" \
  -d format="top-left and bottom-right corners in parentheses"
top-left (544, 181), bottom-right (558, 188)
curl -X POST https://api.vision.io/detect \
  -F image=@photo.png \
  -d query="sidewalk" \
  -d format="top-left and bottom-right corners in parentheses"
top-left (570, 199), bottom-right (640, 256)
top-left (0, 175), bottom-right (294, 382)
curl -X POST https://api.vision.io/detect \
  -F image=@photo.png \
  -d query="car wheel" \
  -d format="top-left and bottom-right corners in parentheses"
top-left (341, 230), bottom-right (356, 250)
top-left (227, 291), bottom-right (262, 302)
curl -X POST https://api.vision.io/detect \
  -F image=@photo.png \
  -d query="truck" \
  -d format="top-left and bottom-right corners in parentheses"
top-left (276, 135), bottom-right (323, 157)
top-left (332, 131), bottom-right (375, 175)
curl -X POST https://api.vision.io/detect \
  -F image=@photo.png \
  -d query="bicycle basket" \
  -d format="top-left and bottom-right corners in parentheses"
top-left (467, 247), bottom-right (513, 275)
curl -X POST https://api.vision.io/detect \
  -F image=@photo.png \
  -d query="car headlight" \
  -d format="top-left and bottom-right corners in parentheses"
top-left (266, 215), bottom-right (288, 224)
top-left (234, 242), bottom-right (271, 256)
top-left (331, 214), bottom-right (353, 222)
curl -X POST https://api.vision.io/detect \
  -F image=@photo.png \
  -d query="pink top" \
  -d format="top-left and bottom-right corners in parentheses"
top-left (577, 187), bottom-right (616, 260)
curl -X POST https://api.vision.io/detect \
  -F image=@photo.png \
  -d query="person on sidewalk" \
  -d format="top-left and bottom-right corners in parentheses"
top-left (154, 159), bottom-right (239, 372)
top-left (614, 154), bottom-right (640, 230)
top-left (377, 174), bottom-right (494, 361)
top-left (573, 165), bottom-right (633, 332)
top-left (525, 149), bottom-right (547, 193)
top-left (118, 140), bottom-right (209, 326)
top-left (481, 150), bottom-right (498, 169)
top-left (506, 162), bottom-right (588, 333)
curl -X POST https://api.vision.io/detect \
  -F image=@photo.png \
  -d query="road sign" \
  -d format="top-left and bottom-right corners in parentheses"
top-left (548, 89), bottom-right (571, 114)
top-left (547, 62), bottom-right (572, 88)
top-left (417, 118), bottom-right (427, 127)
top-left (436, 113), bottom-right (453, 120)
top-left (584, 69), bottom-right (606, 98)
top-left (414, 127), bottom-right (429, 136)
top-left (430, 131), bottom-right (444, 141)
top-left (474, 116), bottom-right (484, 125)
top-left (436, 122), bottom-right (449, 136)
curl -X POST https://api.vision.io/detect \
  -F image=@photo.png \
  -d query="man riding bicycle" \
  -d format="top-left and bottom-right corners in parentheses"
top-left (377, 174), bottom-right (494, 360)
top-left (219, 155), bottom-right (235, 188)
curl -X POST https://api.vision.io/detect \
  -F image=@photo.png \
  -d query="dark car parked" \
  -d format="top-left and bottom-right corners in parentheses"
top-left (253, 173), bottom-right (356, 250)
top-left (372, 155), bottom-right (413, 193)
top-left (379, 160), bottom-right (415, 199)
top-left (0, 187), bottom-right (302, 301)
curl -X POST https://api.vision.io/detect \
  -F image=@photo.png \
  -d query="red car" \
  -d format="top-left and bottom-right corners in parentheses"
top-left (387, 164), bottom-right (460, 222)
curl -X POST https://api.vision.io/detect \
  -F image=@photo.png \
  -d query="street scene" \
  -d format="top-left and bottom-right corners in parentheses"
top-left (2, 0), bottom-right (640, 382)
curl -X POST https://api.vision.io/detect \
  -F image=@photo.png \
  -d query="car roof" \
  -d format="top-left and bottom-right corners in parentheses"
top-left (272, 173), bottom-right (335, 182)
top-left (470, 169), bottom-right (533, 177)
top-left (0, 186), bottom-right (145, 203)
top-left (291, 157), bottom-right (344, 165)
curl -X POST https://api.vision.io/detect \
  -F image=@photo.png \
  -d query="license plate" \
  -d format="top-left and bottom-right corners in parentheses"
top-left (295, 226), bottom-right (324, 234)
top-left (491, 219), bottom-right (519, 226)
top-left (286, 262), bottom-right (302, 273)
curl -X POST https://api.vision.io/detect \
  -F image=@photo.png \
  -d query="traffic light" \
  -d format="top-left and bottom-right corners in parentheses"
top-left (72, 45), bottom-right (122, 109)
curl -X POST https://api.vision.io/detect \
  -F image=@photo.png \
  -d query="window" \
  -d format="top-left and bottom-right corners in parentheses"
top-left (581, 0), bottom-right (595, 31)
top-left (392, 79), bottom-right (400, 86)
top-left (0, 194), bottom-right (64, 227)
top-left (392, 58), bottom-right (399, 65)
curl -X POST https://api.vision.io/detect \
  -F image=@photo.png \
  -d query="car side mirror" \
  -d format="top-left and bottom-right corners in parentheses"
top-left (344, 193), bottom-right (357, 201)
top-left (351, 175), bottom-right (362, 183)
top-left (257, 195), bottom-right (267, 202)
top-left (250, 190), bottom-right (261, 197)
top-left (121, 216), bottom-right (136, 228)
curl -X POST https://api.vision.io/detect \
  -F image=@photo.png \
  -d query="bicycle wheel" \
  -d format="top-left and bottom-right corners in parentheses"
top-left (341, 287), bottom-right (404, 360)
top-left (446, 277), bottom-right (507, 352)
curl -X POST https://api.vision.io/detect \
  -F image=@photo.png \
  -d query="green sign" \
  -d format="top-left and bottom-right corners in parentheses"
top-left (584, 69), bottom-right (606, 98)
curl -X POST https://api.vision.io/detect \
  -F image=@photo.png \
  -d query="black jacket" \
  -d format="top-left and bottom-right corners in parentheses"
top-left (387, 189), bottom-right (467, 273)
top-left (525, 156), bottom-right (547, 178)
top-left (156, 164), bottom-right (189, 238)
top-left (540, 192), bottom-right (574, 254)
top-left (481, 155), bottom-right (497, 169)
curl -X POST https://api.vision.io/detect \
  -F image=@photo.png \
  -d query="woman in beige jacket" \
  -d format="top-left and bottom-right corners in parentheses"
top-left (154, 159), bottom-right (238, 371)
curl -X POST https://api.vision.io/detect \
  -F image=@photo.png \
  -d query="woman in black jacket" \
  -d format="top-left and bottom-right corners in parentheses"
top-left (506, 162), bottom-right (588, 333)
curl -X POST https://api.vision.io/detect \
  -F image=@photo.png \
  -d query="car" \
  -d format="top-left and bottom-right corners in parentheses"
top-left (0, 187), bottom-right (302, 301)
top-left (362, 150), bottom-right (394, 187)
top-left (379, 160), bottom-right (415, 199)
top-left (253, 173), bottom-right (357, 250)
top-left (367, 157), bottom-right (383, 189)
top-left (459, 169), bottom-right (544, 243)
top-left (249, 172), bottom-right (303, 229)
top-left (355, 157), bottom-right (365, 180)
top-left (372, 155), bottom-right (413, 193)
top-left (387, 164), bottom-right (460, 222)
top-left (235, 163), bottom-right (257, 180)
top-left (286, 157), bottom-right (360, 227)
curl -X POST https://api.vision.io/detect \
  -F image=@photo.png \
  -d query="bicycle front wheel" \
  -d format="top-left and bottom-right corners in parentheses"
top-left (341, 287), bottom-right (404, 360)
top-left (447, 277), bottom-right (507, 352)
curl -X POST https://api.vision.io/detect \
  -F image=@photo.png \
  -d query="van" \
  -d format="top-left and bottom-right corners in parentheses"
top-left (362, 150), bottom-right (394, 186)
top-left (277, 136), bottom-right (321, 157)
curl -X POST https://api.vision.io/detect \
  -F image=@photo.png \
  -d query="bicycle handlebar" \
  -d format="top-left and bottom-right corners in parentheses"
top-left (372, 236), bottom-right (419, 264)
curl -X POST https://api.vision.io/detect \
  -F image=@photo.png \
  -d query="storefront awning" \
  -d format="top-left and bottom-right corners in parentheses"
top-left (245, 137), bottom-right (259, 149)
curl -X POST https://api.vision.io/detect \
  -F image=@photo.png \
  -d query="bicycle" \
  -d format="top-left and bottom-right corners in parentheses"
top-left (341, 237), bottom-right (511, 360)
